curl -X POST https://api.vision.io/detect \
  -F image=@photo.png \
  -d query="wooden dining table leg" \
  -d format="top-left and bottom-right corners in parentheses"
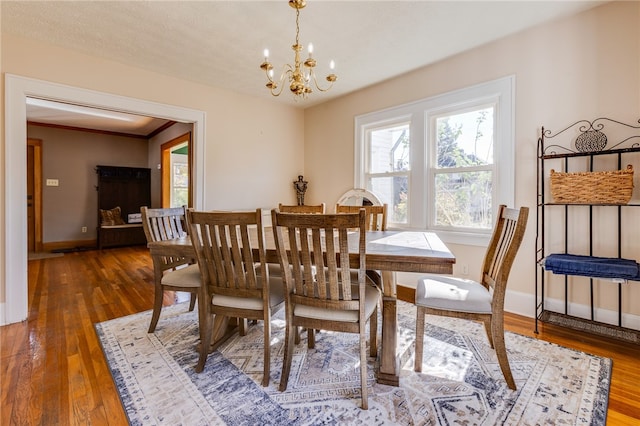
top-left (377, 270), bottom-right (399, 386)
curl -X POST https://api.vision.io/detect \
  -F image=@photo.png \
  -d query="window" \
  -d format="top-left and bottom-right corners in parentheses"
top-left (365, 121), bottom-right (411, 224)
top-left (431, 105), bottom-right (494, 231)
top-left (355, 76), bottom-right (514, 246)
top-left (171, 160), bottom-right (189, 208)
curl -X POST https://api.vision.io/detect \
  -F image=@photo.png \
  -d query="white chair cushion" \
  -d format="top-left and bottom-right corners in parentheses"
top-left (212, 276), bottom-right (285, 311)
top-left (161, 264), bottom-right (201, 288)
top-left (415, 274), bottom-right (492, 314)
top-left (293, 282), bottom-right (380, 323)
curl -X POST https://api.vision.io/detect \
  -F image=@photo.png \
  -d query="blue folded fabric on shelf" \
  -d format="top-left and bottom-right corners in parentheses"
top-left (544, 253), bottom-right (640, 279)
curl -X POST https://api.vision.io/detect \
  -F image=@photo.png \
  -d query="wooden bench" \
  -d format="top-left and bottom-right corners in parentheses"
top-left (99, 224), bottom-right (146, 249)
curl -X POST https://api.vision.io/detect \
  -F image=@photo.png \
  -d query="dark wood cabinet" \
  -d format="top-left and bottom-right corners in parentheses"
top-left (97, 165), bottom-right (151, 249)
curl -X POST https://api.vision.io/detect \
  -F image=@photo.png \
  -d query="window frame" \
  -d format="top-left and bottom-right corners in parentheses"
top-left (354, 76), bottom-right (514, 246)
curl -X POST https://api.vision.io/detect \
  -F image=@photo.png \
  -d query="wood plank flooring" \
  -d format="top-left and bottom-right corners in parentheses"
top-left (2, 246), bottom-right (639, 425)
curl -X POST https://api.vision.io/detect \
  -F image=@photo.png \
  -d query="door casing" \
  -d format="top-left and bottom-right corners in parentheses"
top-left (27, 138), bottom-right (43, 252)
top-left (161, 132), bottom-right (192, 208)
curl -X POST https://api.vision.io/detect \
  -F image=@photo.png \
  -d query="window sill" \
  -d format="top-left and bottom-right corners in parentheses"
top-left (387, 226), bottom-right (490, 247)
top-left (435, 229), bottom-right (490, 247)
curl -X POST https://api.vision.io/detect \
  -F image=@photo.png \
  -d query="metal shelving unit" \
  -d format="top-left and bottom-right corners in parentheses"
top-left (535, 118), bottom-right (640, 343)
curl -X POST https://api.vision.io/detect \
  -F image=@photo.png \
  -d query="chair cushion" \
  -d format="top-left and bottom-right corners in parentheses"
top-left (415, 274), bottom-right (492, 314)
top-left (161, 264), bottom-right (201, 288)
top-left (293, 282), bottom-right (380, 323)
top-left (212, 276), bottom-right (285, 311)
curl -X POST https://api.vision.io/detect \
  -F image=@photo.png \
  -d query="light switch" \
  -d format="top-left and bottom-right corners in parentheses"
top-left (46, 179), bottom-right (59, 187)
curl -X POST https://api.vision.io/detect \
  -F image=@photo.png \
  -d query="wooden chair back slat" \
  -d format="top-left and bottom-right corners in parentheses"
top-left (272, 210), bottom-right (366, 309)
top-left (479, 205), bottom-right (528, 309)
top-left (335, 204), bottom-right (387, 231)
top-left (189, 210), bottom-right (264, 299)
top-left (141, 206), bottom-right (187, 243)
top-left (141, 206), bottom-right (192, 268)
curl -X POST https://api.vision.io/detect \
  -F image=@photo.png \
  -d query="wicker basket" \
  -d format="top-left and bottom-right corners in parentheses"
top-left (550, 165), bottom-right (634, 204)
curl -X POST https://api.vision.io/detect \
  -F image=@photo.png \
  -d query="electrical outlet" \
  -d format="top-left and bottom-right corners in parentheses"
top-left (81, 226), bottom-right (87, 233)
top-left (461, 264), bottom-right (469, 275)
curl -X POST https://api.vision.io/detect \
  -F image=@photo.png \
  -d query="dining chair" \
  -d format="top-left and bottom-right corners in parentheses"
top-left (413, 204), bottom-right (529, 390)
top-left (187, 208), bottom-right (284, 386)
top-left (271, 209), bottom-right (381, 409)
top-left (141, 206), bottom-right (201, 333)
top-left (278, 203), bottom-right (326, 214)
top-left (276, 204), bottom-right (326, 342)
top-left (335, 203), bottom-right (388, 231)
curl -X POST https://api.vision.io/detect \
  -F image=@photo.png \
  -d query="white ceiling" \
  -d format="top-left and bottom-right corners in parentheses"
top-left (3, 0), bottom-right (606, 134)
top-left (25, 97), bottom-right (173, 136)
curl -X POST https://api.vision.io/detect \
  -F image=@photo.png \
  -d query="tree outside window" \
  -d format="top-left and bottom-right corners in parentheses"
top-left (172, 162), bottom-right (189, 208)
top-left (432, 107), bottom-right (494, 230)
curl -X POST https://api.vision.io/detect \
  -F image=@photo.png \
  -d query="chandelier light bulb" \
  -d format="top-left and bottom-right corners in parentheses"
top-left (264, 49), bottom-right (269, 59)
top-left (307, 43), bottom-right (313, 55)
top-left (329, 60), bottom-right (335, 70)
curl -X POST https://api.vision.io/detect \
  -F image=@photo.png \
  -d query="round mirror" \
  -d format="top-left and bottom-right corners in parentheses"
top-left (336, 188), bottom-right (382, 206)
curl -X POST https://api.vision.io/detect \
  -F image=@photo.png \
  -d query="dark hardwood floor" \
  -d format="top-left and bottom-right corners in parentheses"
top-left (1, 246), bottom-right (639, 425)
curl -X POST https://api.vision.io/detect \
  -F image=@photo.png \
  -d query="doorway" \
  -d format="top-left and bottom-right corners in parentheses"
top-left (161, 132), bottom-right (192, 208)
top-left (27, 138), bottom-right (43, 252)
top-left (4, 74), bottom-right (206, 325)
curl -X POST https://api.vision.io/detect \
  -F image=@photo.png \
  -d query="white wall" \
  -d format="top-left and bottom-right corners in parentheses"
top-left (304, 1), bottom-right (640, 324)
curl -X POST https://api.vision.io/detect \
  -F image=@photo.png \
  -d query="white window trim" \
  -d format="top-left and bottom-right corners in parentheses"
top-left (355, 76), bottom-right (515, 247)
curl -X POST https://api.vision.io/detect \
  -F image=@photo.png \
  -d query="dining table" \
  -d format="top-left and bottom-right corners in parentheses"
top-left (147, 228), bottom-right (455, 386)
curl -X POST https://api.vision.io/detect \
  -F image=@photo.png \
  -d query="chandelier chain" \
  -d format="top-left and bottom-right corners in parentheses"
top-left (295, 7), bottom-right (300, 47)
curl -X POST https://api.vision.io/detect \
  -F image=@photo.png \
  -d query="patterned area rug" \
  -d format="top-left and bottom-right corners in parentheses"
top-left (95, 302), bottom-right (611, 425)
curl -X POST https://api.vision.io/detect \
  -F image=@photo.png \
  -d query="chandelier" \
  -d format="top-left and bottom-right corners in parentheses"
top-left (259, 0), bottom-right (337, 100)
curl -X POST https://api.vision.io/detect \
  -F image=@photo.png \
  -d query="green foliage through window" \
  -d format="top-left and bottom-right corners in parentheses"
top-left (433, 108), bottom-right (494, 229)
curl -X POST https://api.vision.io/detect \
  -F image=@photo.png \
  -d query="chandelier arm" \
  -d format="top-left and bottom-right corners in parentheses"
top-left (269, 82), bottom-right (286, 97)
top-left (266, 66), bottom-right (295, 97)
top-left (308, 69), bottom-right (335, 93)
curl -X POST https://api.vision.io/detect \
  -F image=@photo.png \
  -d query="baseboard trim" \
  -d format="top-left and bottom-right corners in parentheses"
top-left (540, 310), bottom-right (639, 344)
top-left (43, 239), bottom-right (97, 252)
top-left (398, 283), bottom-right (640, 333)
top-left (505, 289), bottom-right (640, 332)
